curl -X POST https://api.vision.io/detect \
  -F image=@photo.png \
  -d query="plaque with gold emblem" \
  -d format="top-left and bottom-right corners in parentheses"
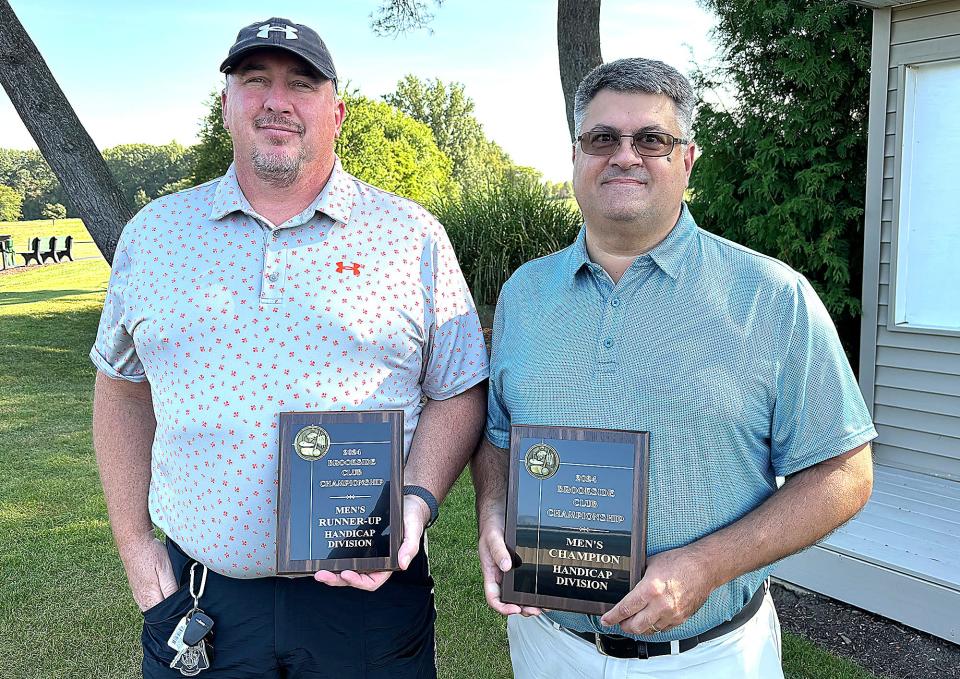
top-left (502, 424), bottom-right (650, 615)
top-left (277, 411), bottom-right (403, 575)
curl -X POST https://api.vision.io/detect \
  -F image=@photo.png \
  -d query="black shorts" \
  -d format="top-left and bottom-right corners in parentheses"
top-left (141, 539), bottom-right (436, 678)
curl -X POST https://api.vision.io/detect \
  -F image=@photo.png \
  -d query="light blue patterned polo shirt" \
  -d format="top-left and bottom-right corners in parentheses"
top-left (486, 203), bottom-right (876, 641)
top-left (91, 159), bottom-right (488, 577)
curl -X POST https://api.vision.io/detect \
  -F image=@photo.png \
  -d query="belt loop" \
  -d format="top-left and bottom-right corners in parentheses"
top-left (670, 640), bottom-right (680, 655)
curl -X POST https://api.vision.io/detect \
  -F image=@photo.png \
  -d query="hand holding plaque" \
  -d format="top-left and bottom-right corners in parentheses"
top-left (276, 411), bottom-right (403, 576)
top-left (501, 424), bottom-right (650, 615)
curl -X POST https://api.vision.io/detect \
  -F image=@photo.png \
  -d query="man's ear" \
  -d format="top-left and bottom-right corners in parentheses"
top-left (220, 88), bottom-right (229, 130)
top-left (683, 141), bottom-right (697, 180)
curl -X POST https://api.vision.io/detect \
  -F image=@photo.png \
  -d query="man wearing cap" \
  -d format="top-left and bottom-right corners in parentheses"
top-left (471, 57), bottom-right (876, 677)
top-left (92, 17), bottom-right (487, 678)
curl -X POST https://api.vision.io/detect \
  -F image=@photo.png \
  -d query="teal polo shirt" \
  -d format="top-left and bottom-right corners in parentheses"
top-left (486, 204), bottom-right (876, 641)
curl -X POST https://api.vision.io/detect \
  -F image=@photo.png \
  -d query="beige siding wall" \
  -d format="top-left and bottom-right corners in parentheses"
top-left (866, 0), bottom-right (960, 479)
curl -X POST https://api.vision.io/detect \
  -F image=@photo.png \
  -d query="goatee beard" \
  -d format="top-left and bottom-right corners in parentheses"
top-left (251, 148), bottom-right (304, 188)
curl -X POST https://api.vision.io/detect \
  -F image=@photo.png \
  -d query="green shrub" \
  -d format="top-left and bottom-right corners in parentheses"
top-left (690, 0), bottom-right (871, 357)
top-left (434, 177), bottom-right (582, 308)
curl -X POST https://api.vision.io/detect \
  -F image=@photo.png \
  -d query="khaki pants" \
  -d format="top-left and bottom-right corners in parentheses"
top-left (507, 592), bottom-right (784, 679)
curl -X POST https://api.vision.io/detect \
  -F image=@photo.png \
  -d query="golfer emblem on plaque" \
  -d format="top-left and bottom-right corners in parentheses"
top-left (294, 425), bottom-right (331, 461)
top-left (524, 442), bottom-right (560, 480)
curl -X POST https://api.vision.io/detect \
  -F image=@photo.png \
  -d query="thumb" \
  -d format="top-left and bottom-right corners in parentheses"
top-left (398, 512), bottom-right (424, 571)
top-left (482, 529), bottom-right (514, 573)
top-left (157, 556), bottom-right (179, 599)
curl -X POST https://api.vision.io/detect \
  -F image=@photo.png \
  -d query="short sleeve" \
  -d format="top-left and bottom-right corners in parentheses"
top-left (771, 275), bottom-right (877, 476)
top-left (419, 220), bottom-right (489, 400)
top-left (484, 287), bottom-right (510, 450)
top-left (89, 232), bottom-right (146, 382)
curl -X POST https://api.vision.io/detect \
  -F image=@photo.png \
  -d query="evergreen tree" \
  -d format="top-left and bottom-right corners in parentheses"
top-left (689, 0), bottom-right (871, 356)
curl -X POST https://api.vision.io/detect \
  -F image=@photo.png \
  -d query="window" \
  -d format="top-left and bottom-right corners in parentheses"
top-left (893, 59), bottom-right (960, 332)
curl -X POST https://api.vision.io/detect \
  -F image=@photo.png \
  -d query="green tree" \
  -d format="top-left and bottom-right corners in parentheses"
top-left (192, 92), bottom-right (233, 184)
top-left (384, 75), bottom-right (513, 190)
top-left (188, 89), bottom-right (457, 206)
top-left (41, 202), bottom-right (66, 221)
top-left (0, 183), bottom-right (23, 221)
top-left (0, 148), bottom-right (65, 220)
top-left (337, 92), bottom-right (456, 205)
top-left (102, 141), bottom-right (193, 207)
top-left (544, 180), bottom-right (573, 200)
top-left (689, 0), bottom-right (871, 355)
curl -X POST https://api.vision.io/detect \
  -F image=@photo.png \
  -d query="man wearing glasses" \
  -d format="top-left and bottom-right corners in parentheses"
top-left (472, 58), bottom-right (876, 677)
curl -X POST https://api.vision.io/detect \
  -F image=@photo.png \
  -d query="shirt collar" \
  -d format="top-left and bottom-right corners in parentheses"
top-left (645, 202), bottom-right (697, 281)
top-left (208, 157), bottom-right (355, 228)
top-left (563, 202), bottom-right (697, 285)
top-left (563, 225), bottom-right (592, 284)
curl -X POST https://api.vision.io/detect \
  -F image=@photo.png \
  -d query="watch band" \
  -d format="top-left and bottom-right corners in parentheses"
top-left (402, 485), bottom-right (439, 528)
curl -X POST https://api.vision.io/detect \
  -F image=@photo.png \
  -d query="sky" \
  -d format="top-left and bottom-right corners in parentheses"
top-left (0, 0), bottom-right (718, 183)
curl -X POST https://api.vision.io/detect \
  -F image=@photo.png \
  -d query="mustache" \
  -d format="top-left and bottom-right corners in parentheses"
top-left (599, 170), bottom-right (650, 183)
top-left (254, 114), bottom-right (305, 135)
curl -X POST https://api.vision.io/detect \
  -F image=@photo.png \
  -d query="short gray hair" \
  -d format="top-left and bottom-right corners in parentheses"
top-left (573, 58), bottom-right (695, 140)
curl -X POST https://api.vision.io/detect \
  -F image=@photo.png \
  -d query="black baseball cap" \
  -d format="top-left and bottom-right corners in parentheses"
top-left (220, 18), bottom-right (337, 87)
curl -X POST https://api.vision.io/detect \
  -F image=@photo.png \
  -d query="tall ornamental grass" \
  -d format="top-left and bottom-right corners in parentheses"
top-left (434, 176), bottom-right (583, 308)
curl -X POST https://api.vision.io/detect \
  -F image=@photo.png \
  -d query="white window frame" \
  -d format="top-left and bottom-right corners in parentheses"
top-left (889, 58), bottom-right (960, 337)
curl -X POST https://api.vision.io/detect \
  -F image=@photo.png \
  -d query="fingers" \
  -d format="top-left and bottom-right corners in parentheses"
top-left (482, 576), bottom-right (521, 615)
top-left (137, 587), bottom-right (165, 612)
top-left (128, 538), bottom-right (178, 612)
top-left (156, 551), bottom-right (179, 599)
top-left (313, 569), bottom-right (393, 591)
top-left (600, 588), bottom-right (648, 628)
top-left (603, 547), bottom-right (714, 635)
top-left (600, 584), bottom-right (678, 635)
top-left (399, 496), bottom-right (427, 570)
top-left (476, 527), bottom-right (541, 616)
top-left (398, 521), bottom-right (423, 571)
top-left (619, 614), bottom-right (672, 637)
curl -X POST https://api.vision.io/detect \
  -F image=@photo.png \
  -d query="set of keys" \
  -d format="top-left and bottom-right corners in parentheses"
top-left (166, 563), bottom-right (216, 676)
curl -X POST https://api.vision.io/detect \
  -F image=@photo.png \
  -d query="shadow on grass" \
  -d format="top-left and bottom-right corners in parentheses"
top-left (0, 288), bottom-right (107, 306)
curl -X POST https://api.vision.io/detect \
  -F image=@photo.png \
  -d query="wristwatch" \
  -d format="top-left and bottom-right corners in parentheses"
top-left (402, 485), bottom-right (439, 528)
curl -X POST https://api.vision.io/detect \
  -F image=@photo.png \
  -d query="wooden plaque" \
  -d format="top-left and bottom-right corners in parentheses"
top-left (502, 424), bottom-right (650, 615)
top-left (276, 410), bottom-right (403, 575)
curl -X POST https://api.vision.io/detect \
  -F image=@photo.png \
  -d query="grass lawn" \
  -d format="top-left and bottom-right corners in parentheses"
top-left (0, 255), bottom-right (878, 678)
top-left (1, 218), bottom-right (103, 265)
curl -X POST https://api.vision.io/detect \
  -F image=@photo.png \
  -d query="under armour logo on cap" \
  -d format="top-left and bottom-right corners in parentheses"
top-left (256, 23), bottom-right (298, 40)
top-left (220, 17), bottom-right (338, 88)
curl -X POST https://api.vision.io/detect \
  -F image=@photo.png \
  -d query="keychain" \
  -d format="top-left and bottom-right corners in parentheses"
top-left (167, 563), bottom-right (215, 676)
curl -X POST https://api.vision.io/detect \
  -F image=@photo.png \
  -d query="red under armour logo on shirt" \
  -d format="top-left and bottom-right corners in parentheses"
top-left (335, 261), bottom-right (362, 276)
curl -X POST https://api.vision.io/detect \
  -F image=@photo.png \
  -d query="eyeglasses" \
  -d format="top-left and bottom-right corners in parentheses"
top-left (577, 130), bottom-right (689, 158)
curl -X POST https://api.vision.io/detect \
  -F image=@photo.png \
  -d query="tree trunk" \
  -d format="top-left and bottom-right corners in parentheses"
top-left (557, 0), bottom-right (603, 142)
top-left (0, 0), bottom-right (132, 264)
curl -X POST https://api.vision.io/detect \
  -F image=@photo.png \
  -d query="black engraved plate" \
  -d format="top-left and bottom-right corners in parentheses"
top-left (502, 424), bottom-right (650, 615)
top-left (277, 410), bottom-right (403, 575)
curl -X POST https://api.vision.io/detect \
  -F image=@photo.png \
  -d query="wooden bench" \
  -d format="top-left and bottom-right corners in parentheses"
top-left (56, 235), bottom-right (74, 262)
top-left (19, 237), bottom-right (40, 265)
top-left (40, 236), bottom-right (59, 263)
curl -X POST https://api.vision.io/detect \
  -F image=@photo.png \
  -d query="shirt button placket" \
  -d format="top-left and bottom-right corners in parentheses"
top-left (597, 286), bottom-right (619, 375)
top-left (261, 227), bottom-right (283, 304)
